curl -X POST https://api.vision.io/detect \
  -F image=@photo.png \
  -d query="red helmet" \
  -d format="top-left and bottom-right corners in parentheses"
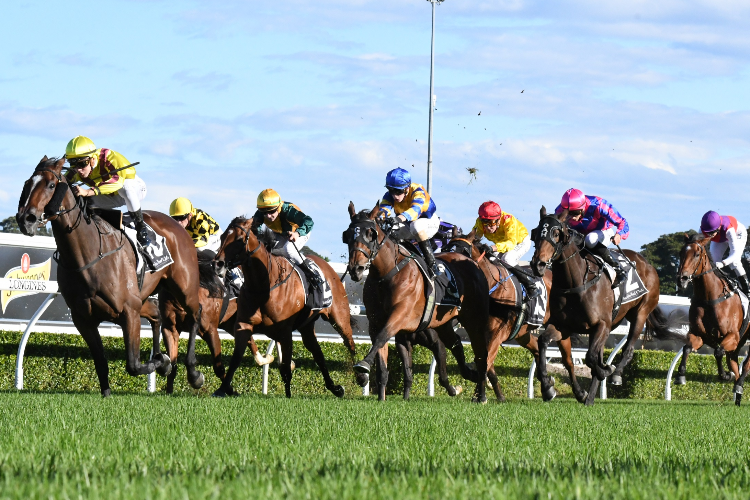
top-left (478, 201), bottom-right (502, 220)
top-left (560, 188), bottom-right (588, 211)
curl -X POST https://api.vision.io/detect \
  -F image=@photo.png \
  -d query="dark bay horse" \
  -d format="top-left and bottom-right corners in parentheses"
top-left (157, 256), bottom-right (273, 393)
top-left (16, 157), bottom-right (204, 396)
top-left (212, 217), bottom-right (365, 398)
top-left (446, 230), bottom-right (552, 401)
top-left (530, 206), bottom-right (673, 405)
top-left (676, 233), bottom-right (750, 405)
top-left (344, 202), bottom-right (493, 402)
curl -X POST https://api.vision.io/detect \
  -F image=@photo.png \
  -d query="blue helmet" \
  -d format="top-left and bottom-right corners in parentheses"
top-left (385, 168), bottom-right (411, 190)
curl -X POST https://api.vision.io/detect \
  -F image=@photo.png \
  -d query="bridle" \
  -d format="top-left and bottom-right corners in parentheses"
top-left (532, 216), bottom-right (581, 269)
top-left (218, 222), bottom-right (262, 269)
top-left (342, 217), bottom-right (392, 271)
top-left (680, 240), bottom-right (736, 306)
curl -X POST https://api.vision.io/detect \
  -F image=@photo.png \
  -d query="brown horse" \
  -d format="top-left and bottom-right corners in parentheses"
top-left (676, 233), bottom-right (750, 405)
top-left (530, 206), bottom-right (673, 405)
top-left (16, 157), bottom-right (204, 396)
top-left (446, 230), bottom-right (552, 401)
top-left (344, 202), bottom-right (493, 402)
top-left (157, 256), bottom-right (273, 394)
top-left (212, 217), bottom-right (365, 397)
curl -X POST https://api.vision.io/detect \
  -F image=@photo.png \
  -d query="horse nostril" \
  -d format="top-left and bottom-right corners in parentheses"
top-left (25, 213), bottom-right (36, 224)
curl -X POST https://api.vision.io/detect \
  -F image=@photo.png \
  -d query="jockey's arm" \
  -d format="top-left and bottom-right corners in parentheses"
top-left (495, 215), bottom-right (528, 254)
top-left (285, 205), bottom-right (313, 237)
top-left (719, 228), bottom-right (742, 267)
top-left (598, 200), bottom-right (629, 242)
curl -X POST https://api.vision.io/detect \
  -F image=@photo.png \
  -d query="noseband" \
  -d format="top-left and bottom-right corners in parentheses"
top-left (342, 218), bottom-right (391, 270)
top-left (680, 242), bottom-right (719, 283)
top-left (220, 223), bottom-right (262, 269)
top-left (533, 216), bottom-right (578, 269)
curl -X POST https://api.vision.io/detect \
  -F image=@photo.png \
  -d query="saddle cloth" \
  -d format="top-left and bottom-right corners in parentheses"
top-left (401, 240), bottom-right (461, 308)
top-left (121, 217), bottom-right (173, 274)
top-left (290, 259), bottom-right (333, 311)
top-left (594, 250), bottom-right (648, 305)
top-left (508, 273), bottom-right (547, 327)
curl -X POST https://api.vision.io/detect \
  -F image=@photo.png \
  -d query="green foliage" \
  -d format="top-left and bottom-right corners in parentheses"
top-left (640, 230), bottom-right (697, 296)
top-left (1, 215), bottom-right (52, 236)
top-left (301, 246), bottom-right (330, 262)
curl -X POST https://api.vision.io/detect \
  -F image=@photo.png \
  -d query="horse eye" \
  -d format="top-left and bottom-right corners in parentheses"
top-left (48, 182), bottom-right (56, 189)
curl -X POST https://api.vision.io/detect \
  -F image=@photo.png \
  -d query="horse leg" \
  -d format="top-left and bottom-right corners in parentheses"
top-left (435, 320), bottom-right (476, 383)
top-left (278, 336), bottom-right (295, 398)
top-left (584, 376), bottom-right (601, 406)
top-left (676, 334), bottom-right (702, 385)
top-left (733, 355), bottom-right (750, 406)
top-left (74, 320), bottom-right (111, 397)
top-left (483, 319), bottom-right (507, 402)
top-left (299, 323), bottom-right (344, 398)
top-left (326, 289), bottom-right (368, 387)
top-left (558, 336), bottom-right (587, 403)
top-left (214, 326), bottom-right (251, 397)
top-left (395, 335), bottom-right (413, 400)
top-left (161, 322), bottom-right (180, 394)
top-left (376, 344), bottom-right (389, 401)
top-left (536, 325), bottom-right (560, 401)
top-left (202, 324), bottom-right (227, 386)
top-left (143, 299), bottom-right (171, 377)
top-left (584, 322), bottom-right (615, 381)
top-left (610, 310), bottom-right (649, 386)
top-left (183, 305), bottom-right (204, 389)
top-left (715, 347), bottom-right (731, 381)
top-left (119, 306), bottom-right (163, 377)
top-left (423, 329), bottom-right (460, 397)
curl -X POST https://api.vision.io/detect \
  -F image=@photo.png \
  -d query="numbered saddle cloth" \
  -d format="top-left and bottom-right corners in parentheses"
top-left (121, 218), bottom-right (173, 273)
top-left (601, 250), bottom-right (648, 305)
top-left (501, 271), bottom-right (547, 327)
top-left (291, 259), bottom-right (332, 311)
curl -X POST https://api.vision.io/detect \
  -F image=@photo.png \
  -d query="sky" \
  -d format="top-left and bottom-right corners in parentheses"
top-left (3, 0), bottom-right (750, 262)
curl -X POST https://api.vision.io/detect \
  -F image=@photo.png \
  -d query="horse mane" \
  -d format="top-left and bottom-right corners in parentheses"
top-left (230, 215), bottom-right (249, 226)
top-left (689, 233), bottom-right (708, 243)
top-left (197, 252), bottom-right (225, 298)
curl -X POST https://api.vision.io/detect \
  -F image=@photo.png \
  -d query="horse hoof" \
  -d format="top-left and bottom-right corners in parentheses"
top-left (452, 385), bottom-right (463, 397)
top-left (610, 374), bottom-right (622, 386)
top-left (330, 385), bottom-right (345, 398)
top-left (576, 391), bottom-right (589, 404)
top-left (189, 372), bottom-right (205, 390)
top-left (471, 394), bottom-right (488, 404)
top-left (465, 362), bottom-right (476, 371)
top-left (353, 360), bottom-right (371, 374)
top-left (156, 355), bottom-right (172, 377)
top-left (355, 372), bottom-right (369, 388)
top-left (290, 360), bottom-right (296, 371)
top-left (254, 352), bottom-right (274, 366)
top-left (212, 388), bottom-right (227, 398)
top-left (720, 373), bottom-right (733, 382)
top-left (675, 375), bottom-right (687, 386)
top-left (101, 388), bottom-right (111, 398)
top-left (736, 393), bottom-right (743, 406)
top-left (542, 386), bottom-right (557, 402)
top-left (734, 384), bottom-right (743, 395)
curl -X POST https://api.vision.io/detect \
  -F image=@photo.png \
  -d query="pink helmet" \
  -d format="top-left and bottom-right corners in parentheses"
top-left (560, 188), bottom-right (588, 211)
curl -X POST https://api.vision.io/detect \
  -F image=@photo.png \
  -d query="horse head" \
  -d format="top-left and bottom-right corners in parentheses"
top-left (214, 216), bottom-right (260, 278)
top-left (530, 205), bottom-right (573, 277)
top-left (16, 156), bottom-right (70, 236)
top-left (677, 233), bottom-right (713, 291)
top-left (343, 201), bottom-right (384, 282)
top-left (444, 228), bottom-right (481, 259)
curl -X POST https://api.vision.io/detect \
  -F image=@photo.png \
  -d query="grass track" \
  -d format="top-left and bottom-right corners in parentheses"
top-left (0, 393), bottom-right (747, 499)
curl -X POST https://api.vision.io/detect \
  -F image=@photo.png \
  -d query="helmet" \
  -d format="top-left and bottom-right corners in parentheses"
top-left (700, 211), bottom-right (722, 234)
top-left (257, 188), bottom-right (282, 211)
top-left (65, 136), bottom-right (98, 159)
top-left (385, 168), bottom-right (411, 190)
top-left (478, 201), bottom-right (502, 220)
top-left (169, 197), bottom-right (194, 218)
top-left (560, 188), bottom-right (588, 211)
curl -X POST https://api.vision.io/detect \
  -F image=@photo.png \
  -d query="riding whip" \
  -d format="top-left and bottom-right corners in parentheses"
top-left (611, 237), bottom-right (636, 268)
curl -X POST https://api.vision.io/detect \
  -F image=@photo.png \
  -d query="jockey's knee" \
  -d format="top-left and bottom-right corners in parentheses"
top-left (584, 232), bottom-right (602, 248)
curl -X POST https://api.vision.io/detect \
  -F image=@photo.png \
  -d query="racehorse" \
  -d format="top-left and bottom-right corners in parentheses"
top-left (157, 254), bottom-right (273, 394)
top-left (676, 233), bottom-right (750, 405)
top-left (446, 229), bottom-right (552, 401)
top-left (344, 202), bottom-right (493, 402)
top-left (530, 206), bottom-right (674, 405)
top-left (16, 156), bottom-right (205, 396)
top-left (212, 216), bottom-right (366, 397)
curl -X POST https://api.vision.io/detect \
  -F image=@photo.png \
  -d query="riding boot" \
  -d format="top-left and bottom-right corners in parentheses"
top-left (300, 258), bottom-right (324, 289)
top-left (591, 243), bottom-right (625, 289)
top-left (737, 274), bottom-right (750, 297)
top-left (132, 209), bottom-right (151, 247)
top-left (418, 240), bottom-right (438, 280)
top-left (508, 265), bottom-right (542, 299)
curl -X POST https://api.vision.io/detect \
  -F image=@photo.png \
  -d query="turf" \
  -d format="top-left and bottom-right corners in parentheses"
top-left (0, 393), bottom-right (747, 499)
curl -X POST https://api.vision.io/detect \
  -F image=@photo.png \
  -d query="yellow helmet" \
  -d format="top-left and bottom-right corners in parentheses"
top-left (169, 197), bottom-right (194, 218)
top-left (65, 136), bottom-right (98, 159)
top-left (257, 188), bottom-right (282, 211)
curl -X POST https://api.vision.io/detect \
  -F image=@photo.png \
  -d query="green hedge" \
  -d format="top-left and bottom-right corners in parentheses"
top-left (0, 330), bottom-right (738, 400)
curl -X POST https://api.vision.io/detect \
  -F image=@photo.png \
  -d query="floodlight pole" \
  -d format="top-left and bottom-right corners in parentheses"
top-left (426, 0), bottom-right (444, 195)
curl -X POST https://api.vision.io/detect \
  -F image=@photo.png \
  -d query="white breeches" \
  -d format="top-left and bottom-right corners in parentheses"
top-left (405, 213), bottom-right (440, 242)
top-left (277, 233), bottom-right (310, 265)
top-left (710, 223), bottom-right (747, 276)
top-left (584, 227), bottom-right (617, 248)
top-left (197, 232), bottom-right (222, 254)
top-left (89, 176), bottom-right (147, 213)
top-left (499, 235), bottom-right (531, 267)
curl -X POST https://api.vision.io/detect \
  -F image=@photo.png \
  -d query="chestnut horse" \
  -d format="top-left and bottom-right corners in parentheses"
top-left (446, 230), bottom-right (552, 401)
top-left (676, 233), bottom-right (750, 405)
top-left (16, 157), bottom-right (204, 396)
top-left (212, 217), bottom-right (365, 397)
top-left (344, 203), bottom-right (493, 402)
top-left (530, 206), bottom-right (672, 405)
top-left (156, 255), bottom-right (273, 393)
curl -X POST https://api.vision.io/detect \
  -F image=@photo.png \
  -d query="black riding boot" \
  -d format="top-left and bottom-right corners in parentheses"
top-left (591, 243), bottom-right (625, 288)
top-left (508, 265), bottom-right (542, 299)
top-left (132, 209), bottom-right (151, 246)
top-left (737, 273), bottom-right (750, 297)
top-left (300, 258), bottom-right (324, 288)
top-left (418, 240), bottom-right (438, 280)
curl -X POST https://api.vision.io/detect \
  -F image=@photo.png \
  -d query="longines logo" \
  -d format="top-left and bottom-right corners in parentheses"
top-left (2, 254), bottom-right (52, 313)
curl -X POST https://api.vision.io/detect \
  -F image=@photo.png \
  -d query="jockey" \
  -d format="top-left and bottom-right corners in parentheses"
top-left (555, 188), bottom-right (629, 287)
top-left (700, 211), bottom-right (750, 296)
top-left (65, 136), bottom-right (150, 246)
top-left (169, 197), bottom-right (221, 254)
top-left (251, 189), bottom-right (323, 287)
top-left (473, 201), bottom-right (540, 298)
top-left (378, 168), bottom-right (441, 279)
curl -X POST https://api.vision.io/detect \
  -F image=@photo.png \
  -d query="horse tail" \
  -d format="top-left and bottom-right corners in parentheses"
top-left (197, 253), bottom-right (225, 298)
top-left (644, 306), bottom-right (687, 342)
top-left (349, 314), bottom-right (359, 333)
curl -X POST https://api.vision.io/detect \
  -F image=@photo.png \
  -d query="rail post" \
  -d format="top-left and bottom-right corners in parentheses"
top-left (15, 292), bottom-right (57, 390)
top-left (262, 340), bottom-right (277, 395)
top-left (600, 334), bottom-right (629, 400)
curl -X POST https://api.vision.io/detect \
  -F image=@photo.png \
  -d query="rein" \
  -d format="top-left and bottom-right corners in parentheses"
top-left (682, 242), bottom-right (734, 307)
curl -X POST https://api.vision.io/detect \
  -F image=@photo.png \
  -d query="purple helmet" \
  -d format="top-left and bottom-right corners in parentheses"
top-left (700, 211), bottom-right (721, 235)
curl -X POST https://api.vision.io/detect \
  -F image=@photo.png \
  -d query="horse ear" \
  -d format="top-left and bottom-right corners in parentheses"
top-left (467, 228), bottom-right (478, 241)
top-left (348, 201), bottom-right (356, 219)
top-left (558, 208), bottom-right (569, 222)
top-left (451, 226), bottom-right (458, 238)
top-left (54, 157), bottom-right (66, 171)
top-left (684, 233), bottom-right (690, 242)
top-left (540, 205), bottom-right (547, 218)
top-left (368, 201), bottom-right (379, 220)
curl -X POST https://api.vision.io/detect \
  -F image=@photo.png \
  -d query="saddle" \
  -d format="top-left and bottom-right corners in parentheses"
top-left (587, 248), bottom-right (648, 320)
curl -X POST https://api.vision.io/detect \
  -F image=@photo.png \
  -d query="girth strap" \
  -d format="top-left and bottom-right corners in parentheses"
top-left (53, 243), bottom-right (125, 273)
top-left (380, 254), bottom-right (415, 283)
top-left (558, 269), bottom-right (602, 295)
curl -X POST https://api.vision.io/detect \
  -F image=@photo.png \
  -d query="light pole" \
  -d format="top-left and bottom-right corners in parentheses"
top-left (425, 0), bottom-right (444, 195)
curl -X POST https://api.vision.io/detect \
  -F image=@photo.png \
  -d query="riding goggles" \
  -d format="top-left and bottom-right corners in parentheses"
top-left (67, 157), bottom-right (90, 169)
top-left (171, 213), bottom-right (190, 222)
top-left (387, 187), bottom-right (408, 196)
top-left (480, 218), bottom-right (500, 226)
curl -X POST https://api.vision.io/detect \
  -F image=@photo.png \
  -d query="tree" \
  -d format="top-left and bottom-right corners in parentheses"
top-left (0, 216), bottom-right (51, 236)
top-left (301, 246), bottom-right (330, 262)
top-left (639, 230), bottom-right (697, 296)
